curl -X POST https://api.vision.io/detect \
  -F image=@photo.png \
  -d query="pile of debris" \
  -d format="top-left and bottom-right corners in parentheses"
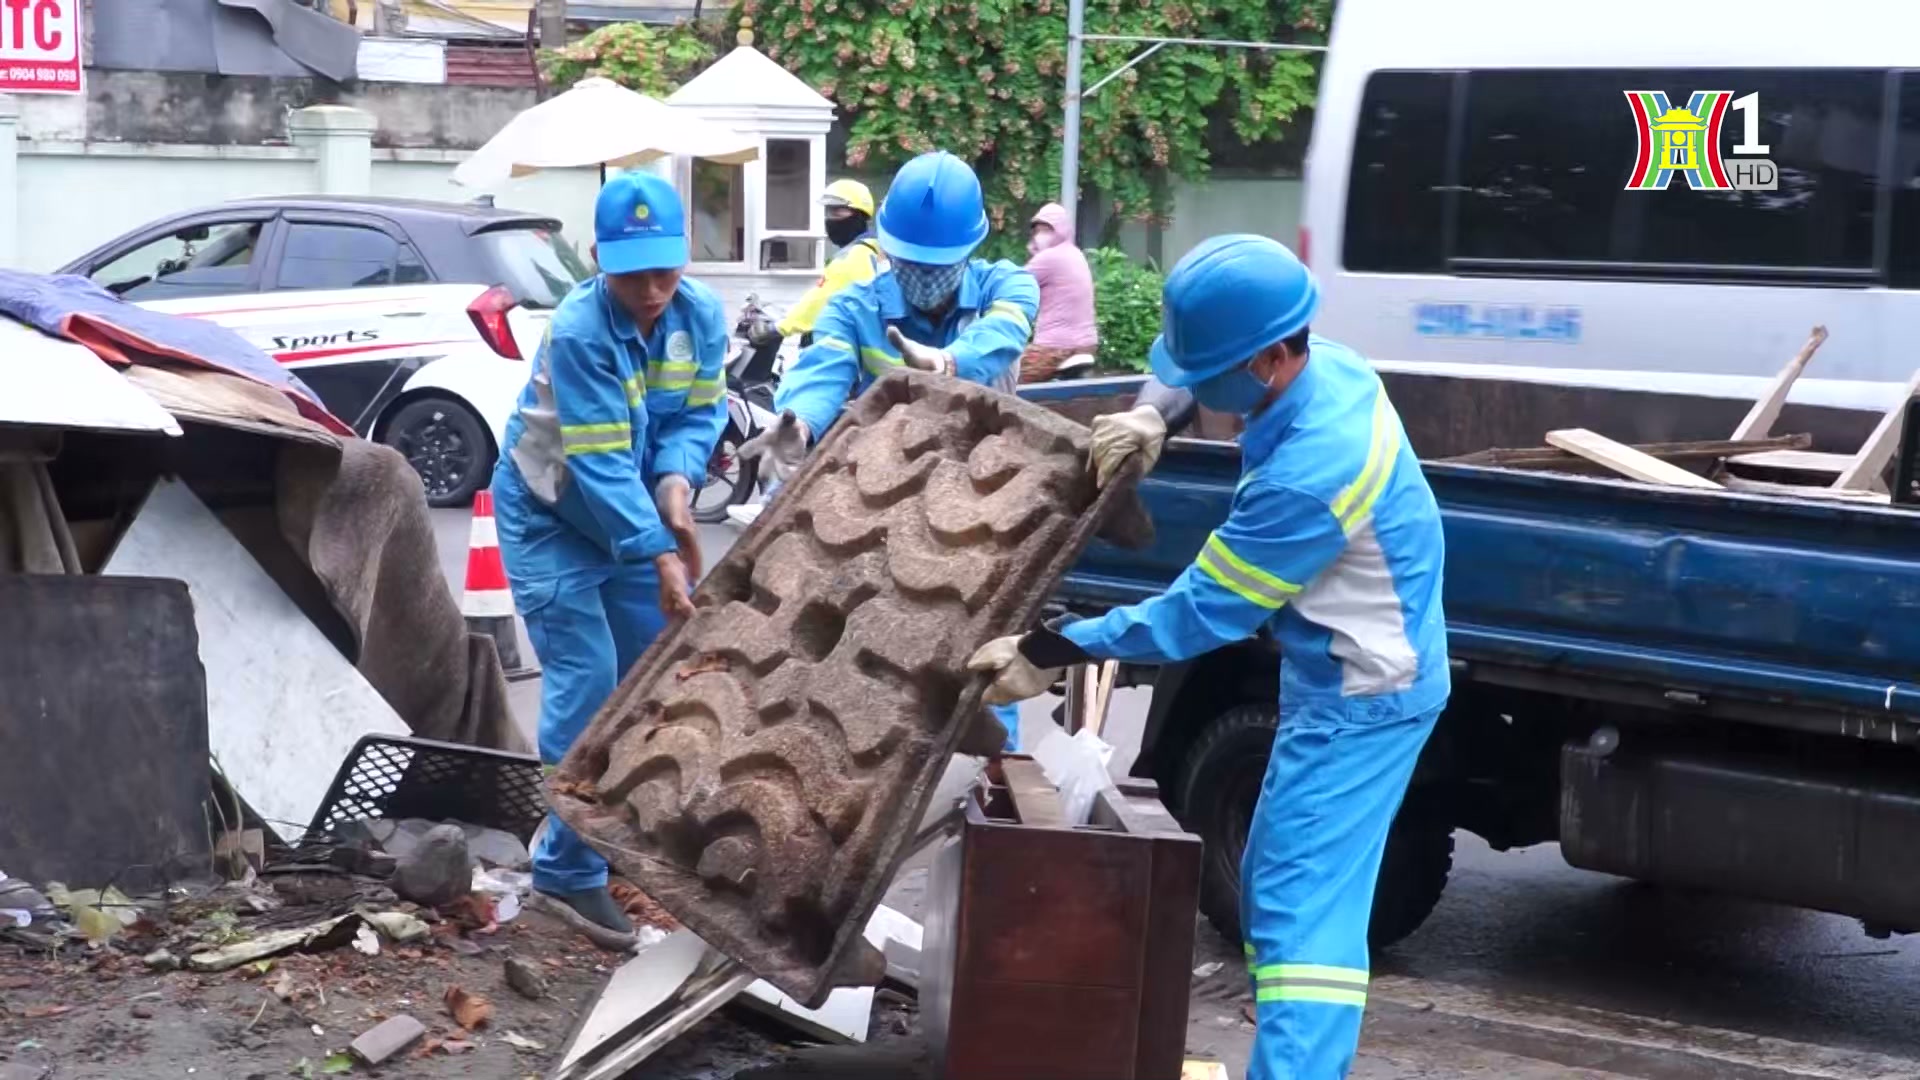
top-left (0, 814), bottom-right (656, 1078)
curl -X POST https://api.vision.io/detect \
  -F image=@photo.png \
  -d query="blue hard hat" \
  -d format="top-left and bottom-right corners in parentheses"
top-left (594, 171), bottom-right (687, 274)
top-left (1148, 234), bottom-right (1321, 387)
top-left (875, 151), bottom-right (989, 264)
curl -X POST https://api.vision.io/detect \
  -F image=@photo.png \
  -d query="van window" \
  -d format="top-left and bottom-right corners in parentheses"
top-left (1888, 72), bottom-right (1920, 289)
top-left (1455, 69), bottom-right (1883, 275)
top-left (1343, 72), bottom-right (1453, 273)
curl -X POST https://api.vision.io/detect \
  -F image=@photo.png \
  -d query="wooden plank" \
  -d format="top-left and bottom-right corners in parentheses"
top-left (1544, 428), bottom-right (1725, 489)
top-left (1833, 370), bottom-right (1920, 492)
top-left (1447, 433), bottom-right (1810, 470)
top-left (1720, 476), bottom-right (1892, 504)
top-left (1089, 660), bottom-right (1118, 740)
top-left (1725, 449), bottom-right (1855, 476)
top-left (1002, 759), bottom-right (1067, 830)
top-left (1732, 325), bottom-right (1827, 440)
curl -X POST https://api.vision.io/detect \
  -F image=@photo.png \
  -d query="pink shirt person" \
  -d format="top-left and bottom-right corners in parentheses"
top-left (1025, 203), bottom-right (1098, 352)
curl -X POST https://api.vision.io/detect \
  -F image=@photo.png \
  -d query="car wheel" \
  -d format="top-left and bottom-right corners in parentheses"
top-left (693, 420), bottom-right (758, 525)
top-left (383, 396), bottom-right (492, 509)
top-left (1179, 702), bottom-right (1454, 952)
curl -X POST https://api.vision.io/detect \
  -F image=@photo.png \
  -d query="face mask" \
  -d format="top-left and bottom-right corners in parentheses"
top-left (893, 259), bottom-right (967, 313)
top-left (826, 215), bottom-right (866, 249)
top-left (1191, 364), bottom-right (1274, 416)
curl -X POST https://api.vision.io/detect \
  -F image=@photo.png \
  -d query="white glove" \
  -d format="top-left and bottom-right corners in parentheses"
top-left (966, 635), bottom-right (1063, 706)
top-left (887, 325), bottom-right (955, 377)
top-left (1089, 404), bottom-right (1167, 489)
top-left (738, 410), bottom-right (811, 485)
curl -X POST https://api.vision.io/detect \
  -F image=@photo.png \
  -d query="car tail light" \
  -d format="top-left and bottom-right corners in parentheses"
top-left (1296, 225), bottom-right (1311, 266)
top-left (468, 284), bottom-right (523, 360)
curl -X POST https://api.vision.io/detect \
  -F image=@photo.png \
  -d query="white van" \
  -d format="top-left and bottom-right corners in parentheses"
top-left (1301, 0), bottom-right (1920, 404)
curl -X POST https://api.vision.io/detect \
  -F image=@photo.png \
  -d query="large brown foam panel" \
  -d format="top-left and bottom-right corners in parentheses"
top-left (548, 371), bottom-right (1145, 1007)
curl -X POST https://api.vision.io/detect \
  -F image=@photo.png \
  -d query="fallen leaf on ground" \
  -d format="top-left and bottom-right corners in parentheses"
top-left (439, 894), bottom-right (496, 934)
top-left (501, 1032), bottom-right (546, 1051)
top-left (443, 986), bottom-right (492, 1031)
top-left (441, 1038), bottom-right (472, 1055)
top-left (321, 1051), bottom-right (355, 1074)
top-left (0, 975), bottom-right (33, 990)
top-left (549, 779), bottom-right (598, 801)
top-left (72, 903), bottom-right (119, 943)
top-left (19, 1004), bottom-right (73, 1019)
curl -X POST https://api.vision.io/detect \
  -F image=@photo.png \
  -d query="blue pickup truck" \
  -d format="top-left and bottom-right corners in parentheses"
top-left (1020, 370), bottom-right (1920, 949)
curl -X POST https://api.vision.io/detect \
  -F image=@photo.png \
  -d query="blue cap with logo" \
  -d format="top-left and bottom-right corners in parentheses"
top-left (593, 171), bottom-right (687, 275)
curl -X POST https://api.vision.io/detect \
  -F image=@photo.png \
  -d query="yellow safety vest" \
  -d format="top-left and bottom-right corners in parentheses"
top-left (778, 238), bottom-right (887, 337)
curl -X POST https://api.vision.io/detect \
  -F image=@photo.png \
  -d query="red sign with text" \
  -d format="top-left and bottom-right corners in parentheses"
top-left (0, 0), bottom-right (79, 94)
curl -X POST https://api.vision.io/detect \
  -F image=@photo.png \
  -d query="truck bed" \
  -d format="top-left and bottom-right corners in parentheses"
top-left (1021, 372), bottom-right (1920, 738)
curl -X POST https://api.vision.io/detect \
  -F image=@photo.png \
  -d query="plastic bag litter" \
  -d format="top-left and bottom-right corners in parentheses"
top-left (1031, 726), bottom-right (1116, 827)
top-left (472, 868), bottom-right (531, 923)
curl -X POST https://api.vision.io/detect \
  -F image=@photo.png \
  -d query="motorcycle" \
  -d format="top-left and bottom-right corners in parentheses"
top-left (691, 296), bottom-right (783, 525)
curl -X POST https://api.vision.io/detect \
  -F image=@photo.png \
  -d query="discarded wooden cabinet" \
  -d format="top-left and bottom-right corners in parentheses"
top-left (921, 761), bottom-right (1203, 1080)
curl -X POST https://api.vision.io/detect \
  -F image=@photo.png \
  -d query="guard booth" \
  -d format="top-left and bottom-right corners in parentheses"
top-left (666, 24), bottom-right (838, 333)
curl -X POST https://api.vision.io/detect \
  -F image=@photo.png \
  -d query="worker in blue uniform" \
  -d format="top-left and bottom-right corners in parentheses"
top-left (740, 149), bottom-right (1039, 752)
top-left (967, 235), bottom-right (1450, 1078)
top-left (490, 171), bottom-right (728, 940)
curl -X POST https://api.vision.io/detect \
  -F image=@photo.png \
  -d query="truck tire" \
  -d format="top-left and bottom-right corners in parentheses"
top-left (382, 395), bottom-right (493, 509)
top-left (1180, 702), bottom-right (1453, 951)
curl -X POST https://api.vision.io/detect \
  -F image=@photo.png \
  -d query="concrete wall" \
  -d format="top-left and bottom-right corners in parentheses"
top-left (10, 141), bottom-right (601, 273)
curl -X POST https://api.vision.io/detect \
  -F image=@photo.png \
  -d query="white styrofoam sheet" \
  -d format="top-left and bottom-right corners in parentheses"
top-left (103, 480), bottom-right (407, 841)
top-left (739, 904), bottom-right (924, 1044)
top-left (0, 319), bottom-right (181, 436)
top-left (558, 928), bottom-right (710, 1075)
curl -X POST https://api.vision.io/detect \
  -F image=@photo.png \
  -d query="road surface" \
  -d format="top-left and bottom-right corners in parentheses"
top-left (428, 507), bottom-right (1920, 1079)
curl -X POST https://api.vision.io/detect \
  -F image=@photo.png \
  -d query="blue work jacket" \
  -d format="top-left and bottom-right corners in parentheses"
top-left (499, 274), bottom-right (728, 566)
top-left (1063, 337), bottom-right (1451, 717)
top-left (774, 259), bottom-right (1039, 437)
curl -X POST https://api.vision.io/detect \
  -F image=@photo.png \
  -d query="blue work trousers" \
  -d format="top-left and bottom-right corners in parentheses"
top-left (1243, 698), bottom-right (1441, 1080)
top-left (493, 465), bottom-right (667, 896)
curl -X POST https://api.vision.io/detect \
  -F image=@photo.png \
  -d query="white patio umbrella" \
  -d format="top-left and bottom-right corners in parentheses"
top-left (452, 76), bottom-right (759, 188)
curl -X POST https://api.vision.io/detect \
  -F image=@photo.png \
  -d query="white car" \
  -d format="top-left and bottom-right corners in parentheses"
top-left (60, 196), bottom-right (591, 506)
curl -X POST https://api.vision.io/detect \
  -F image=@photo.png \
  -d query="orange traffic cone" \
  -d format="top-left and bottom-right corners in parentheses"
top-left (464, 490), bottom-right (537, 681)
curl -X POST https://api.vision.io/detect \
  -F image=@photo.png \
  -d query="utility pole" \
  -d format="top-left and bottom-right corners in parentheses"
top-left (538, 0), bottom-right (567, 53)
top-left (1059, 0), bottom-right (1085, 228)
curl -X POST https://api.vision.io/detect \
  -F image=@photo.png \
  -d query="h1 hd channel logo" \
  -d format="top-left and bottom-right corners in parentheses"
top-left (1623, 90), bottom-right (1777, 192)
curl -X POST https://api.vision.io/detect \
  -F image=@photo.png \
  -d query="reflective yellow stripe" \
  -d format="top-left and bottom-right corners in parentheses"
top-left (1252, 963), bottom-right (1368, 985)
top-left (1329, 390), bottom-right (1396, 533)
top-left (1252, 963), bottom-right (1369, 1008)
top-left (815, 336), bottom-right (854, 353)
top-left (1255, 984), bottom-right (1368, 1008)
top-left (561, 421), bottom-right (632, 456)
top-left (566, 440), bottom-right (630, 455)
top-left (1195, 534), bottom-right (1299, 609)
top-left (688, 378), bottom-right (724, 406)
top-left (623, 374), bottom-right (644, 406)
top-left (648, 361), bottom-right (697, 391)
top-left (860, 347), bottom-right (901, 378)
top-left (986, 300), bottom-right (1032, 335)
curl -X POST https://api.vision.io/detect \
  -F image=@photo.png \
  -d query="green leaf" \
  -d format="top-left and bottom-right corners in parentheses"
top-left (321, 1052), bottom-right (355, 1074)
